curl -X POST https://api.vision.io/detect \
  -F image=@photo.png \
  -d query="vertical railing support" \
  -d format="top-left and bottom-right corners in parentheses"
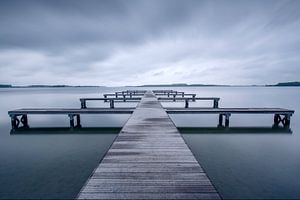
top-left (104, 95), bottom-right (107, 102)
top-left (69, 114), bottom-right (75, 129)
top-left (185, 99), bottom-right (189, 108)
top-left (80, 100), bottom-right (87, 109)
top-left (213, 99), bottom-right (219, 108)
top-left (20, 114), bottom-right (29, 128)
top-left (110, 99), bottom-right (115, 108)
top-left (76, 114), bottom-right (81, 128)
top-left (192, 94), bottom-right (196, 102)
top-left (218, 114), bottom-right (223, 127)
top-left (225, 113), bottom-right (231, 128)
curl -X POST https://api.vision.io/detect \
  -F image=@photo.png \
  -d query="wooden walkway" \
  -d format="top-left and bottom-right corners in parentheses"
top-left (77, 91), bottom-right (220, 199)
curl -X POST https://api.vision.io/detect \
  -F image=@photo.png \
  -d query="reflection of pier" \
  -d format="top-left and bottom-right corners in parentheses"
top-left (8, 90), bottom-right (294, 130)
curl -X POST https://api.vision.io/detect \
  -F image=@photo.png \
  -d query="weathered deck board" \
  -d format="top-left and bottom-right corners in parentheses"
top-left (77, 91), bottom-right (220, 199)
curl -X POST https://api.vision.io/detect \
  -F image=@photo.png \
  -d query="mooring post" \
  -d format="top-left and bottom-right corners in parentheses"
top-left (192, 94), bottom-right (196, 102)
top-left (76, 114), bottom-right (81, 128)
top-left (185, 99), bottom-right (189, 108)
top-left (20, 114), bottom-right (29, 128)
top-left (213, 99), bottom-right (219, 108)
top-left (69, 114), bottom-right (75, 129)
top-left (110, 99), bottom-right (115, 108)
top-left (218, 114), bottom-right (223, 127)
top-left (225, 113), bottom-right (230, 127)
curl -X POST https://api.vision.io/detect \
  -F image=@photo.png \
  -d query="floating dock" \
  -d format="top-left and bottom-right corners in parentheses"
top-left (77, 91), bottom-right (220, 199)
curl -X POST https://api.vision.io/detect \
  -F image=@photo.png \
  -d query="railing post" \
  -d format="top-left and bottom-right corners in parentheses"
top-left (173, 94), bottom-right (176, 102)
top-left (213, 99), bottom-right (219, 108)
top-left (76, 114), bottom-right (81, 128)
top-left (123, 94), bottom-right (126, 102)
top-left (10, 115), bottom-right (19, 130)
top-left (218, 114), bottom-right (223, 127)
top-left (185, 99), bottom-right (189, 108)
top-left (20, 114), bottom-right (29, 128)
top-left (69, 114), bottom-right (75, 129)
top-left (225, 113), bottom-right (230, 127)
top-left (283, 114), bottom-right (291, 128)
top-left (273, 114), bottom-right (280, 126)
top-left (104, 95), bottom-right (107, 102)
top-left (167, 93), bottom-right (170, 97)
top-left (80, 100), bottom-right (87, 109)
top-left (110, 99), bottom-right (115, 108)
top-left (192, 94), bottom-right (196, 102)
top-left (115, 92), bottom-right (118, 98)
top-left (182, 92), bottom-right (184, 97)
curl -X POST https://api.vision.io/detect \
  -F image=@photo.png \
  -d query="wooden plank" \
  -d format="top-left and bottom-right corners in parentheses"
top-left (77, 91), bottom-right (220, 199)
top-left (8, 108), bottom-right (134, 115)
top-left (166, 107), bottom-right (294, 114)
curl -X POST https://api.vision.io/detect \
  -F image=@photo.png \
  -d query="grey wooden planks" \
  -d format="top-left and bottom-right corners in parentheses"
top-left (77, 91), bottom-right (220, 200)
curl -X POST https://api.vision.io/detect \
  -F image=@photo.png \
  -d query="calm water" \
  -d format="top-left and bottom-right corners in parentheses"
top-left (0, 87), bottom-right (299, 199)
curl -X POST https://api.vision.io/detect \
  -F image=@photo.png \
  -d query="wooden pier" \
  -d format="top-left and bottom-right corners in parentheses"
top-left (77, 91), bottom-right (220, 199)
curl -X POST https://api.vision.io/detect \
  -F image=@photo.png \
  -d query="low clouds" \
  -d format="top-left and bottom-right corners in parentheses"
top-left (0, 0), bottom-right (299, 86)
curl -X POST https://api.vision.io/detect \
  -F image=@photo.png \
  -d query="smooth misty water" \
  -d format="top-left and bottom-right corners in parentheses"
top-left (0, 87), bottom-right (299, 199)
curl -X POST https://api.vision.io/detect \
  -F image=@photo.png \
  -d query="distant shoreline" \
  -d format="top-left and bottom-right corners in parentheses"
top-left (0, 81), bottom-right (299, 88)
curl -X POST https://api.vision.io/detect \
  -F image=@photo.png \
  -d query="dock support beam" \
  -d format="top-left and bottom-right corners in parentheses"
top-left (274, 114), bottom-right (291, 128)
top-left (185, 99), bottom-right (189, 108)
top-left (110, 100), bottom-right (115, 108)
top-left (20, 115), bottom-right (29, 128)
top-left (213, 99), bottom-right (219, 108)
top-left (69, 114), bottom-right (81, 129)
top-left (81, 100), bottom-right (87, 109)
top-left (218, 113), bottom-right (231, 128)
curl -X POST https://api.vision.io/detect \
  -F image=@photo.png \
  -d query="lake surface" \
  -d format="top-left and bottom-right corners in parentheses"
top-left (0, 86), bottom-right (299, 199)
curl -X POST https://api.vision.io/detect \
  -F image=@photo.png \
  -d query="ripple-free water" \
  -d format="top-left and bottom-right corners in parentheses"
top-left (0, 87), bottom-right (299, 199)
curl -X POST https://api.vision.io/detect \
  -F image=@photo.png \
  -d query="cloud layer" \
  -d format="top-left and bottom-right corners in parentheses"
top-left (0, 0), bottom-right (299, 86)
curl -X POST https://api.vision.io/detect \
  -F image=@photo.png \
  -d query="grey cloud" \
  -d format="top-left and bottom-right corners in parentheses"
top-left (0, 0), bottom-right (300, 86)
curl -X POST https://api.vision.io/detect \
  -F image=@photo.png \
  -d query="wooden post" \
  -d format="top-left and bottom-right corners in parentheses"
top-left (123, 95), bottom-right (126, 102)
top-left (283, 114), bottom-right (291, 128)
top-left (167, 93), bottom-right (170, 97)
top-left (182, 92), bottom-right (184, 97)
top-left (10, 115), bottom-right (19, 130)
top-left (110, 99), bottom-right (114, 108)
top-left (81, 100), bottom-right (87, 109)
top-left (213, 99), bottom-right (219, 108)
top-left (225, 114), bottom-right (230, 127)
top-left (69, 114), bottom-right (75, 129)
top-left (273, 114), bottom-right (280, 126)
top-left (115, 92), bottom-right (118, 98)
top-left (173, 94), bottom-right (176, 102)
top-left (20, 115), bottom-right (29, 128)
top-left (218, 114), bottom-right (223, 127)
top-left (104, 95), bottom-right (107, 102)
top-left (192, 95), bottom-right (196, 102)
top-left (76, 115), bottom-right (82, 128)
top-left (185, 99), bottom-right (189, 108)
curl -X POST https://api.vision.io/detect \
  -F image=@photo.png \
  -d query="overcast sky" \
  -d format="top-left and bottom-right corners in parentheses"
top-left (0, 0), bottom-right (299, 86)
